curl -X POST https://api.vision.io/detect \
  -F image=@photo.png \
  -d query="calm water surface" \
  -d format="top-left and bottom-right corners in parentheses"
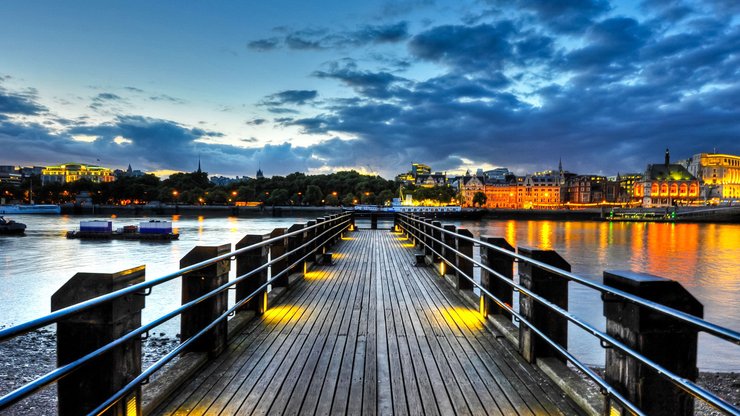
top-left (1, 215), bottom-right (738, 370)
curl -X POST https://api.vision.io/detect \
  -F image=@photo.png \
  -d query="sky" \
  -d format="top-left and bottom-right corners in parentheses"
top-left (0, 0), bottom-right (738, 179)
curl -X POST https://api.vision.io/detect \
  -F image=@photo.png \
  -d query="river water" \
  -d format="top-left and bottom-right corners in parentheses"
top-left (1, 214), bottom-right (738, 370)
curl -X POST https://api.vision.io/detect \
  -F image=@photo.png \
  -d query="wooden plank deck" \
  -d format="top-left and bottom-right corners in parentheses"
top-left (153, 229), bottom-right (584, 415)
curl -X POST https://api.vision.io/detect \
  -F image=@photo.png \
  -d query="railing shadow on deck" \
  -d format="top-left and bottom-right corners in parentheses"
top-left (0, 213), bottom-right (354, 415)
top-left (396, 213), bottom-right (740, 416)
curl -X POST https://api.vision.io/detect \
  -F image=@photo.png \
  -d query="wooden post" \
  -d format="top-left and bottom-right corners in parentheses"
top-left (431, 220), bottom-right (442, 261)
top-left (393, 213), bottom-right (399, 232)
top-left (422, 218), bottom-right (433, 257)
top-left (370, 212), bottom-right (378, 229)
top-left (480, 236), bottom-right (515, 318)
top-left (235, 235), bottom-right (267, 314)
top-left (52, 266), bottom-right (145, 416)
top-left (455, 228), bottom-right (474, 291)
top-left (315, 217), bottom-right (326, 259)
top-left (180, 244), bottom-right (231, 356)
top-left (517, 247), bottom-right (570, 363)
top-left (305, 220), bottom-right (316, 266)
top-left (269, 228), bottom-right (288, 287)
top-left (603, 270), bottom-right (703, 416)
top-left (287, 224), bottom-right (305, 274)
top-left (441, 224), bottom-right (457, 276)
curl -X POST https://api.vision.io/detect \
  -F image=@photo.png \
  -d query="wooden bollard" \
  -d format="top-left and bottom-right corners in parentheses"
top-left (315, 217), bottom-right (326, 258)
top-left (517, 247), bottom-right (570, 363)
top-left (423, 218), bottom-right (433, 257)
top-left (370, 212), bottom-right (378, 229)
top-left (52, 265), bottom-right (145, 416)
top-left (441, 224), bottom-right (457, 276)
top-left (235, 235), bottom-right (267, 314)
top-left (455, 228), bottom-right (475, 292)
top-left (287, 224), bottom-right (305, 274)
top-left (180, 244), bottom-right (231, 355)
top-left (480, 236), bottom-right (515, 318)
top-left (305, 220), bottom-right (316, 265)
top-left (603, 270), bottom-right (703, 416)
top-left (269, 228), bottom-right (288, 287)
top-left (431, 220), bottom-right (442, 261)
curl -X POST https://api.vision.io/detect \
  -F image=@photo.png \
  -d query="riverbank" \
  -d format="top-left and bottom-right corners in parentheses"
top-left (0, 327), bottom-right (737, 415)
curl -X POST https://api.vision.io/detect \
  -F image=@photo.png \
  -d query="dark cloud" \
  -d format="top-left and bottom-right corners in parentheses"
top-left (246, 118), bottom-right (267, 125)
top-left (508, 0), bottom-right (611, 33)
top-left (247, 37), bottom-right (281, 51)
top-left (95, 93), bottom-right (122, 101)
top-left (266, 107), bottom-right (300, 115)
top-left (149, 94), bottom-right (186, 104)
top-left (0, 88), bottom-right (47, 115)
top-left (314, 62), bottom-right (409, 99)
top-left (90, 92), bottom-right (126, 111)
top-left (124, 86), bottom-right (145, 93)
top-left (409, 22), bottom-right (519, 72)
top-left (248, 22), bottom-right (410, 52)
top-left (260, 90), bottom-right (318, 106)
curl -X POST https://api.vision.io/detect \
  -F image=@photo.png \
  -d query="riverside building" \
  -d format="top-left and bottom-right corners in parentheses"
top-left (686, 153), bottom-right (740, 203)
top-left (41, 163), bottom-right (115, 185)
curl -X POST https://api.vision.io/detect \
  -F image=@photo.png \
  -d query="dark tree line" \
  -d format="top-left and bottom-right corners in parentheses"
top-left (1, 170), bottom-right (407, 206)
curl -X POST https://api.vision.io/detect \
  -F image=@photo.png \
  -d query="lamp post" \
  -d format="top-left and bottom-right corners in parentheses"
top-left (172, 190), bottom-right (179, 213)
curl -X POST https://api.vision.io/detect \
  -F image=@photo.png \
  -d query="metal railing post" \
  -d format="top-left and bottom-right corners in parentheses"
top-left (480, 236), bottom-right (515, 318)
top-left (455, 228), bottom-right (475, 292)
top-left (603, 270), bottom-right (703, 416)
top-left (235, 234), bottom-right (267, 314)
top-left (517, 247), bottom-right (570, 363)
top-left (180, 244), bottom-right (231, 356)
top-left (51, 266), bottom-right (146, 416)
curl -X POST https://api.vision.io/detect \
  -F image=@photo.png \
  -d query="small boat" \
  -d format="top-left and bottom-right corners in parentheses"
top-left (0, 204), bottom-right (61, 214)
top-left (66, 220), bottom-right (179, 240)
top-left (0, 216), bottom-right (26, 235)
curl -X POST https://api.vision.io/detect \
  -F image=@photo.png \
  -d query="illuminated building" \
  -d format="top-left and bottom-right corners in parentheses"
top-left (615, 173), bottom-right (643, 202)
top-left (412, 163), bottom-right (431, 177)
top-left (41, 163), bottom-right (115, 185)
top-left (633, 149), bottom-right (700, 207)
top-left (0, 166), bottom-right (22, 186)
top-left (458, 175), bottom-right (486, 206)
top-left (483, 178), bottom-right (520, 208)
top-left (686, 153), bottom-right (740, 202)
top-left (520, 173), bottom-right (563, 209)
top-left (565, 175), bottom-right (619, 204)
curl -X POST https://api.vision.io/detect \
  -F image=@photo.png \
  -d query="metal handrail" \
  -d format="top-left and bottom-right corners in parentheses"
top-left (0, 213), bottom-right (352, 343)
top-left (398, 213), bottom-right (740, 346)
top-left (398, 214), bottom-right (740, 416)
top-left (0, 214), bottom-right (350, 412)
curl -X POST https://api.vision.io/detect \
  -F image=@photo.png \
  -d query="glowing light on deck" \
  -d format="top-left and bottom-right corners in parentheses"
top-left (439, 306), bottom-right (484, 331)
top-left (262, 305), bottom-right (305, 324)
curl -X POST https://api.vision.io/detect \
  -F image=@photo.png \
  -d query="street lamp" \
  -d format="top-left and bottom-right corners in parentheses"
top-left (172, 190), bottom-right (179, 213)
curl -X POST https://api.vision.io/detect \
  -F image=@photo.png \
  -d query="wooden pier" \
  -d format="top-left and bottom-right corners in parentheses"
top-left (152, 229), bottom-right (583, 415)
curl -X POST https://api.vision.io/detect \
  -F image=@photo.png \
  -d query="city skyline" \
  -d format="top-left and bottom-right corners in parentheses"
top-left (1, 0), bottom-right (739, 178)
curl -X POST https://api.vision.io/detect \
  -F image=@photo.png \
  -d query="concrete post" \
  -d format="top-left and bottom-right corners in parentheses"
top-left (235, 234), bottom-right (267, 314)
top-left (268, 228), bottom-right (288, 287)
top-left (455, 228), bottom-right (475, 292)
top-left (480, 236), bottom-right (515, 318)
top-left (52, 265), bottom-right (145, 416)
top-left (603, 270), bottom-right (703, 416)
top-left (180, 244), bottom-right (231, 356)
top-left (517, 247), bottom-right (569, 363)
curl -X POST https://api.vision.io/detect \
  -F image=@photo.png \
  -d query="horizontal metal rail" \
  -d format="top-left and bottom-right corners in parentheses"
top-left (399, 213), bottom-right (740, 346)
top-left (398, 214), bottom-right (740, 416)
top-left (0, 215), bottom-right (350, 412)
top-left (0, 213), bottom-right (351, 343)
top-left (90, 220), bottom-right (350, 416)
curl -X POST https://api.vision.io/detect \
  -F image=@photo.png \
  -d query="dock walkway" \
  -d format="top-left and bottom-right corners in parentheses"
top-left (154, 229), bottom-right (583, 415)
